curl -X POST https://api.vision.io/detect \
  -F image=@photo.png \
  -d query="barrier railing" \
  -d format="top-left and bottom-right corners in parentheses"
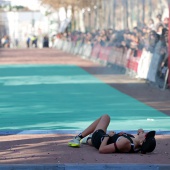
top-left (126, 49), bottom-right (142, 73)
top-left (54, 38), bottom-right (169, 89)
top-left (108, 47), bottom-right (125, 67)
top-left (98, 46), bottom-right (112, 65)
top-left (89, 44), bottom-right (100, 61)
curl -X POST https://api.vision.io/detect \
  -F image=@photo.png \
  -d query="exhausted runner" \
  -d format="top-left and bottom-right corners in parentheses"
top-left (68, 114), bottom-right (156, 154)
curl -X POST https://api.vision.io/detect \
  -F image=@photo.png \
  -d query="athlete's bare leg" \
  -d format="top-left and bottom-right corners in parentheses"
top-left (68, 114), bottom-right (110, 147)
top-left (81, 114), bottom-right (110, 145)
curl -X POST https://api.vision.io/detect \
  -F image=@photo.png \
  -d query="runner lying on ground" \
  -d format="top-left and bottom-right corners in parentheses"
top-left (68, 114), bottom-right (156, 154)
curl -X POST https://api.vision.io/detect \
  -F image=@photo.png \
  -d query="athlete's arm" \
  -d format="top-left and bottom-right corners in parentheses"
top-left (99, 137), bottom-right (131, 154)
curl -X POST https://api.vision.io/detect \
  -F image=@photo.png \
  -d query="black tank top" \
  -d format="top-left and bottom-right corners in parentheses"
top-left (107, 133), bottom-right (136, 153)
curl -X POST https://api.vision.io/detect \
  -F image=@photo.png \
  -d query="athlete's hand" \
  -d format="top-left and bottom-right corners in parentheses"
top-left (137, 129), bottom-right (144, 135)
top-left (108, 131), bottom-right (116, 137)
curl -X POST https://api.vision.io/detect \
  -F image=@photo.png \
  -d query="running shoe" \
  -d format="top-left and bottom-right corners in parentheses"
top-left (68, 136), bottom-right (81, 147)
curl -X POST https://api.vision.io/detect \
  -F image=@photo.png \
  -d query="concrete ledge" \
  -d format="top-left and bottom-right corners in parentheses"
top-left (0, 164), bottom-right (170, 170)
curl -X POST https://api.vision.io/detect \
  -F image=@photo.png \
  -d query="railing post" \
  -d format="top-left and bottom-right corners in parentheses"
top-left (168, 0), bottom-right (170, 86)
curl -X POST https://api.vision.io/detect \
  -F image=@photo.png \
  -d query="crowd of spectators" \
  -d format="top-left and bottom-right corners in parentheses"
top-left (58, 14), bottom-right (168, 54)
top-left (0, 14), bottom-right (169, 85)
top-left (56, 14), bottom-right (169, 83)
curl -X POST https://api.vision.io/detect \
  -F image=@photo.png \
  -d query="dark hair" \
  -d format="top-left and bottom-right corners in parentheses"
top-left (162, 28), bottom-right (168, 36)
top-left (141, 131), bottom-right (156, 154)
top-left (149, 19), bottom-right (154, 24)
top-left (156, 14), bottom-right (162, 20)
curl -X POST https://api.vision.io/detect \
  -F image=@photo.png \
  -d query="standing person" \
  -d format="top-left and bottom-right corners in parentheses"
top-left (163, 17), bottom-right (169, 29)
top-left (148, 19), bottom-right (155, 30)
top-left (15, 38), bottom-right (19, 48)
top-left (31, 35), bottom-right (38, 48)
top-left (155, 14), bottom-right (163, 32)
top-left (1, 35), bottom-right (6, 47)
top-left (68, 114), bottom-right (156, 154)
top-left (26, 37), bottom-right (30, 48)
top-left (3, 35), bottom-right (10, 48)
top-left (43, 35), bottom-right (49, 48)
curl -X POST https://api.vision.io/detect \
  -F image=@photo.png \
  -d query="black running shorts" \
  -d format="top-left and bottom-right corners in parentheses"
top-left (92, 129), bottom-right (106, 149)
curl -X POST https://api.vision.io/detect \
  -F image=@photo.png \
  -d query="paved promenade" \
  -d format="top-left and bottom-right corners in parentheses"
top-left (0, 48), bottom-right (170, 169)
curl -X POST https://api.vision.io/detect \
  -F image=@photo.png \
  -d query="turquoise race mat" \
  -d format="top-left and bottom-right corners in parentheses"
top-left (0, 65), bottom-right (170, 132)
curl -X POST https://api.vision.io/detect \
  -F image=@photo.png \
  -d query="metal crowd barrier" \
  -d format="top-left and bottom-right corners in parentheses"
top-left (54, 38), bottom-right (168, 89)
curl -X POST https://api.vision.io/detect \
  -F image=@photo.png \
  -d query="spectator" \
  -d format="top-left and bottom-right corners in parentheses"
top-left (158, 28), bottom-right (169, 79)
top-left (15, 38), bottom-right (19, 48)
top-left (148, 30), bottom-right (159, 53)
top-left (108, 31), bottom-right (118, 47)
top-left (148, 19), bottom-right (155, 30)
top-left (1, 35), bottom-right (6, 47)
top-left (155, 14), bottom-right (163, 32)
top-left (43, 35), bottom-right (49, 48)
top-left (133, 27), bottom-right (139, 34)
top-left (157, 24), bottom-right (164, 35)
top-left (31, 35), bottom-right (38, 48)
top-left (163, 17), bottom-right (169, 29)
top-left (2, 35), bottom-right (10, 48)
top-left (147, 28), bottom-right (166, 82)
top-left (26, 36), bottom-right (30, 48)
top-left (121, 32), bottom-right (131, 49)
top-left (137, 30), bottom-right (145, 50)
top-left (100, 35), bottom-right (107, 46)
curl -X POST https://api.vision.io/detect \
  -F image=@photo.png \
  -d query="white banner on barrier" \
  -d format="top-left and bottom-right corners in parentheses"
top-left (137, 50), bottom-right (153, 79)
top-left (67, 42), bottom-right (72, 53)
top-left (82, 44), bottom-right (92, 58)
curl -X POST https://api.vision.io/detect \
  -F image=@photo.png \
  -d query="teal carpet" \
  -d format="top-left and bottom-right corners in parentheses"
top-left (0, 65), bottom-right (169, 131)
